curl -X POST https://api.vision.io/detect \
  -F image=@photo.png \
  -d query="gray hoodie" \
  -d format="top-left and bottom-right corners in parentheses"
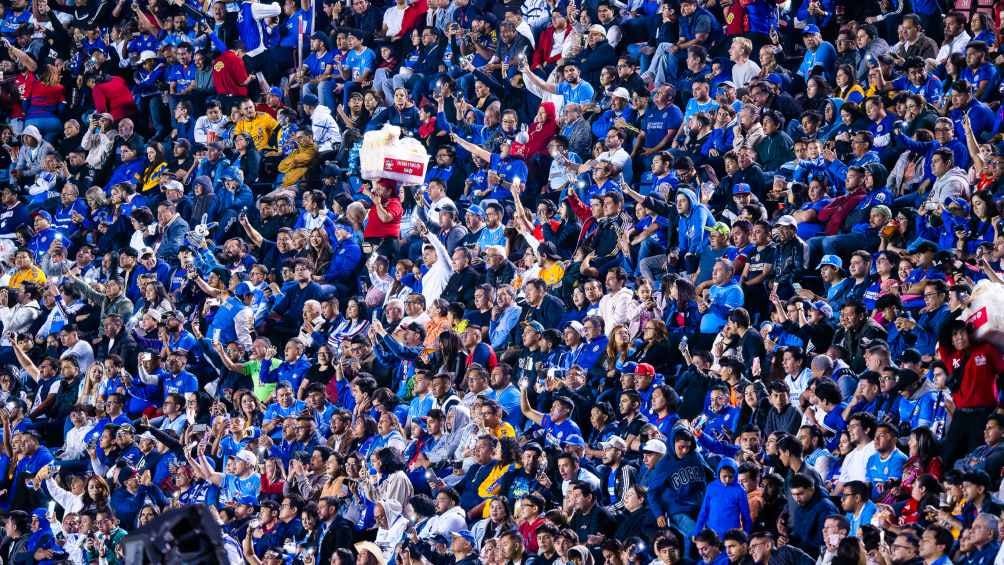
top-left (13, 126), bottom-right (55, 178)
top-left (928, 166), bottom-right (970, 207)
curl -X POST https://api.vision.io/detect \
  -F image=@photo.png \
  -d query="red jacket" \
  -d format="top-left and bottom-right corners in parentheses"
top-left (92, 76), bottom-right (137, 122)
top-left (938, 341), bottom-right (1004, 409)
top-left (817, 189), bottom-right (866, 235)
top-left (399, 0), bottom-right (428, 40)
top-left (532, 25), bottom-right (562, 69)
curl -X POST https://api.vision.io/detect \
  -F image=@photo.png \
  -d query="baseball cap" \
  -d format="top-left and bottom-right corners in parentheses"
top-left (732, 183), bottom-right (752, 195)
top-left (163, 179), bottom-right (184, 193)
top-left (718, 80), bottom-right (736, 89)
top-left (32, 210), bottom-right (52, 223)
top-left (907, 239), bottom-right (938, 254)
top-left (301, 93), bottom-right (319, 107)
top-left (237, 494), bottom-right (259, 507)
top-left (235, 450), bottom-right (258, 466)
top-left (117, 424), bottom-right (135, 435)
top-left (466, 204), bottom-right (486, 218)
top-left (776, 215), bottom-right (798, 227)
top-left (705, 221), bottom-right (730, 237)
top-left (803, 24), bottom-right (821, 35)
top-left (138, 50), bottom-right (157, 63)
top-left (268, 86), bottom-right (283, 98)
top-left (588, 24), bottom-right (607, 35)
top-left (898, 348), bottom-right (922, 365)
top-left (567, 320), bottom-right (586, 337)
top-left (611, 87), bottom-right (631, 100)
top-left (810, 300), bottom-right (833, 319)
top-left (642, 439), bottom-right (667, 454)
top-left (139, 246), bottom-right (155, 258)
top-left (234, 282), bottom-right (254, 296)
top-left (601, 436), bottom-right (628, 451)
top-left (451, 530), bottom-right (476, 545)
top-left (817, 254), bottom-right (843, 270)
top-left (562, 434), bottom-right (586, 447)
top-left (634, 363), bottom-right (656, 377)
top-left (524, 320), bottom-right (545, 333)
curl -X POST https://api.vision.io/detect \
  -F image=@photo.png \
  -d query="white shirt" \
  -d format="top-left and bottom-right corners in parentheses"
top-left (383, 4), bottom-right (407, 38)
top-left (61, 340), bottom-right (95, 375)
top-left (934, 31), bottom-right (971, 64)
top-left (420, 231), bottom-right (454, 304)
top-left (598, 147), bottom-right (630, 172)
top-left (423, 505), bottom-right (468, 538)
top-left (838, 441), bottom-right (877, 484)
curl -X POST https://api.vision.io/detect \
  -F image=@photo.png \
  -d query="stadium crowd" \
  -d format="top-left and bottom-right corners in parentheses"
top-left (0, 0), bottom-right (1004, 563)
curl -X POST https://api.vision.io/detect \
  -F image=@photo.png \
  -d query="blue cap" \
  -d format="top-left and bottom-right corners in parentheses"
top-left (221, 167), bottom-right (242, 182)
top-left (234, 282), bottom-right (254, 296)
top-left (524, 320), bottom-right (545, 333)
top-left (33, 210), bottom-right (52, 223)
top-left (766, 73), bottom-right (784, 86)
top-left (944, 195), bottom-right (970, 211)
top-left (269, 86), bottom-right (283, 98)
top-left (817, 254), bottom-right (843, 270)
top-left (301, 93), bottom-right (319, 107)
top-left (562, 434), bottom-right (586, 447)
top-left (621, 362), bottom-right (638, 374)
top-left (237, 494), bottom-right (259, 507)
top-left (466, 204), bottom-right (486, 218)
top-left (451, 530), bottom-right (476, 545)
top-left (907, 239), bottom-right (938, 254)
top-left (803, 24), bottom-right (821, 35)
top-left (732, 183), bottom-right (751, 195)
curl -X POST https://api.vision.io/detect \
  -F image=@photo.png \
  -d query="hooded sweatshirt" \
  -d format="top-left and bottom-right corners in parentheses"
top-left (310, 104), bottom-right (343, 153)
top-left (694, 458), bottom-right (754, 537)
top-left (677, 187), bottom-right (716, 256)
top-left (645, 430), bottom-right (711, 518)
top-left (374, 499), bottom-right (409, 563)
top-left (927, 167), bottom-right (970, 207)
top-left (14, 126), bottom-right (55, 178)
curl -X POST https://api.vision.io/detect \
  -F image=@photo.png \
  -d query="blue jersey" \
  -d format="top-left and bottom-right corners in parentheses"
top-left (237, 1), bottom-right (281, 57)
top-left (344, 47), bottom-right (376, 82)
top-left (167, 63), bottom-right (197, 92)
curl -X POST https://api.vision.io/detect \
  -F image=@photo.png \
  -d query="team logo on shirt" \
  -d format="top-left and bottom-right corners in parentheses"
top-left (975, 354), bottom-right (987, 366)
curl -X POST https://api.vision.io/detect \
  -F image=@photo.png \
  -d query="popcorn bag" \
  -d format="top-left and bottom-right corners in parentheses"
top-left (961, 280), bottom-right (1004, 351)
top-left (360, 125), bottom-right (430, 185)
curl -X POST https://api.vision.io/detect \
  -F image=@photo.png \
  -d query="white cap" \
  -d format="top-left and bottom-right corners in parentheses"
top-left (588, 24), bottom-right (607, 36)
top-left (611, 87), bottom-right (631, 100)
top-left (163, 180), bottom-right (184, 193)
top-left (235, 449), bottom-right (258, 466)
top-left (777, 215), bottom-right (798, 228)
top-left (641, 439), bottom-right (667, 455)
top-left (138, 50), bottom-right (157, 64)
top-left (601, 436), bottom-right (628, 451)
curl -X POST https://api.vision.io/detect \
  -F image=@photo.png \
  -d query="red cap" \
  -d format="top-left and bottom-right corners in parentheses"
top-left (376, 178), bottom-right (397, 191)
top-left (635, 363), bottom-right (656, 377)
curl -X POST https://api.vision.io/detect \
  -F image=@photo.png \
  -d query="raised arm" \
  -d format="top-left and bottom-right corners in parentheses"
top-left (519, 385), bottom-right (545, 425)
top-left (11, 341), bottom-right (40, 382)
top-left (450, 132), bottom-right (492, 162)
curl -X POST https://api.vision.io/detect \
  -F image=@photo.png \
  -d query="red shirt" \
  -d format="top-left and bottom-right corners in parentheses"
top-left (212, 51), bottom-right (249, 97)
top-left (939, 341), bottom-right (1004, 409)
top-left (92, 76), bottom-right (137, 122)
top-left (363, 196), bottom-right (403, 239)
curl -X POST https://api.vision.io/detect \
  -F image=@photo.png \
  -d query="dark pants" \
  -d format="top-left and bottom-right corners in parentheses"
top-left (944, 406), bottom-right (993, 466)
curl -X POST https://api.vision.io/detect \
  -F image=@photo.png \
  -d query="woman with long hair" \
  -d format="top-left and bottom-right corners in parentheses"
top-left (834, 64), bottom-right (866, 104)
top-left (363, 447), bottom-right (414, 510)
top-left (307, 228), bottom-right (334, 280)
top-left (424, 299), bottom-right (451, 350)
top-left (629, 319), bottom-right (672, 376)
top-left (472, 496), bottom-right (519, 546)
top-left (233, 132), bottom-right (261, 184)
top-left (605, 324), bottom-right (633, 376)
top-left (882, 427), bottom-right (943, 504)
top-left (649, 384), bottom-right (681, 437)
top-left (139, 143), bottom-right (168, 193)
top-left (328, 298), bottom-right (370, 356)
top-left (22, 62), bottom-right (66, 143)
top-left (260, 456), bottom-right (286, 501)
top-left (234, 389), bottom-right (265, 428)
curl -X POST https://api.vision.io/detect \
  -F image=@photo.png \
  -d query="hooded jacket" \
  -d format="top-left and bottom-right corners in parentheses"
top-left (677, 187), bottom-right (716, 255)
top-left (789, 487), bottom-right (840, 558)
top-left (928, 167), bottom-right (970, 208)
top-left (309, 104), bottom-right (343, 153)
top-left (374, 499), bottom-right (409, 563)
top-left (645, 430), bottom-right (712, 518)
top-left (14, 126), bottom-right (55, 178)
top-left (694, 457), bottom-right (753, 537)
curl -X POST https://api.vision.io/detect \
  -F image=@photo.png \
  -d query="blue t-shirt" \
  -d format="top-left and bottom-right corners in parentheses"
top-left (221, 472), bottom-right (262, 504)
top-left (643, 104), bottom-right (684, 149)
top-left (556, 81), bottom-right (595, 105)
top-left (304, 49), bottom-right (334, 78)
top-left (344, 47), bottom-right (376, 82)
top-left (541, 414), bottom-right (582, 448)
top-left (167, 63), bottom-right (197, 92)
top-left (865, 449), bottom-right (908, 496)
